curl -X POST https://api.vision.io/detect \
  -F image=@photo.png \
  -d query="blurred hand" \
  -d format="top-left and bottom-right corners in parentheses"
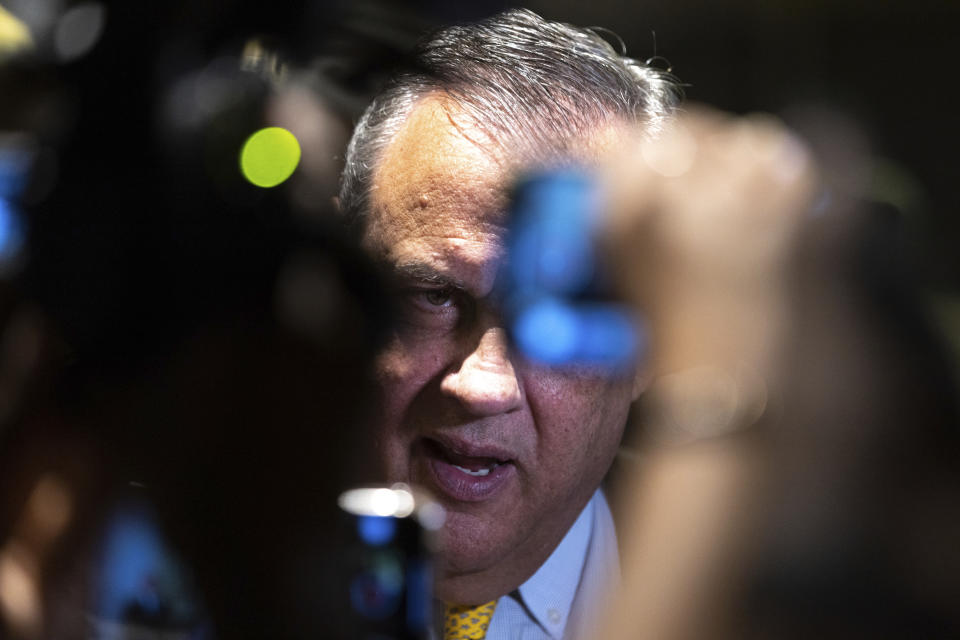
top-left (594, 106), bottom-right (820, 640)
top-left (600, 105), bottom-right (818, 377)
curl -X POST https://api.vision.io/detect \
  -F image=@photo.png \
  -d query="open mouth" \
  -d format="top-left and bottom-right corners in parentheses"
top-left (420, 438), bottom-right (515, 502)
top-left (452, 463), bottom-right (500, 477)
top-left (423, 438), bottom-right (510, 470)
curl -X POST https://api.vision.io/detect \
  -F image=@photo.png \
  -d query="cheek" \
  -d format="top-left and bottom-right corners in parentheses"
top-left (526, 372), bottom-right (632, 466)
top-left (374, 335), bottom-right (448, 396)
top-left (370, 338), bottom-right (447, 479)
top-left (372, 335), bottom-right (460, 450)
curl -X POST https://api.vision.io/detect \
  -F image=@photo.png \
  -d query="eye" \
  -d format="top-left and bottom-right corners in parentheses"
top-left (398, 286), bottom-right (461, 317)
top-left (397, 286), bottom-right (469, 334)
top-left (422, 288), bottom-right (454, 307)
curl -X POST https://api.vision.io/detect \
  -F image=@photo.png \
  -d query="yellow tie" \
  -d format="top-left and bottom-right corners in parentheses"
top-left (444, 600), bottom-right (497, 640)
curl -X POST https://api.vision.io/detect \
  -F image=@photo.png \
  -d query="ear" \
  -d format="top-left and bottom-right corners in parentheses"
top-left (331, 196), bottom-right (340, 212)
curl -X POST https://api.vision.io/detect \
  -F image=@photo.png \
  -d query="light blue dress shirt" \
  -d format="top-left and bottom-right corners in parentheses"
top-left (484, 490), bottom-right (620, 640)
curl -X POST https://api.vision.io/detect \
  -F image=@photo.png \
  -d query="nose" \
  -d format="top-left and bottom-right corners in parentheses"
top-left (440, 327), bottom-right (523, 416)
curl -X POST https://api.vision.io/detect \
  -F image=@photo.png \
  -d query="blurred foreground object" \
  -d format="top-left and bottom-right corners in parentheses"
top-left (0, 2), bottom-right (405, 637)
top-left (337, 485), bottom-right (444, 639)
top-left (502, 171), bottom-right (641, 372)
top-left (596, 106), bottom-right (960, 639)
top-left (0, 5), bottom-right (32, 60)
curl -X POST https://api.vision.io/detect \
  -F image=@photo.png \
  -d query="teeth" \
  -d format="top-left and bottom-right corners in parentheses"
top-left (452, 463), bottom-right (499, 477)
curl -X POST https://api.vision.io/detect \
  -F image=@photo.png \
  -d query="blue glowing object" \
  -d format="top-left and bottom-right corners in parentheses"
top-left (508, 171), bottom-right (597, 296)
top-left (0, 198), bottom-right (25, 263)
top-left (576, 305), bottom-right (642, 368)
top-left (93, 504), bottom-right (168, 620)
top-left (513, 298), bottom-right (580, 364)
top-left (357, 515), bottom-right (397, 547)
top-left (0, 199), bottom-right (17, 253)
top-left (405, 559), bottom-right (432, 633)
top-left (91, 500), bottom-right (202, 626)
top-left (505, 170), bottom-right (643, 371)
top-left (0, 150), bottom-right (30, 199)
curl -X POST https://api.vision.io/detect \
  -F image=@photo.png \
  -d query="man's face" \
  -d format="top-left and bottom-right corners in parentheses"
top-left (363, 97), bottom-right (636, 603)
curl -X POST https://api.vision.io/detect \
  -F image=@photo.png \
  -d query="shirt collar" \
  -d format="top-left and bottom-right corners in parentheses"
top-left (514, 493), bottom-right (596, 639)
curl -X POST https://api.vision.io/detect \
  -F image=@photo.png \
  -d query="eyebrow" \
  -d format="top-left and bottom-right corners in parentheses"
top-left (392, 261), bottom-right (470, 291)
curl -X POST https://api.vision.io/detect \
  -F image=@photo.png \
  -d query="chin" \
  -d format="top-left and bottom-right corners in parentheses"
top-left (434, 550), bottom-right (492, 603)
top-left (433, 519), bottom-right (531, 604)
top-left (436, 525), bottom-right (502, 576)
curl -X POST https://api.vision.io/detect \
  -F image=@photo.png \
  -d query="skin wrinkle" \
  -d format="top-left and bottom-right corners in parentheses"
top-left (363, 94), bottom-right (638, 604)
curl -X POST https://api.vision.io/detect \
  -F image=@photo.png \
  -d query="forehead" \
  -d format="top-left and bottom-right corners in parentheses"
top-left (363, 97), bottom-right (631, 287)
top-left (364, 97), bottom-right (510, 269)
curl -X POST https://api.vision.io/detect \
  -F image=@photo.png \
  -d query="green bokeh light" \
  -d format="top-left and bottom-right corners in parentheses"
top-left (239, 127), bottom-right (301, 188)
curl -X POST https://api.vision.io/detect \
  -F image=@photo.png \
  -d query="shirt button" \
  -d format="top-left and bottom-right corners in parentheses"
top-left (547, 608), bottom-right (562, 625)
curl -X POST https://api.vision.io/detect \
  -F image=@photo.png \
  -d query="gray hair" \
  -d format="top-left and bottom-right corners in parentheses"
top-left (338, 8), bottom-right (681, 232)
